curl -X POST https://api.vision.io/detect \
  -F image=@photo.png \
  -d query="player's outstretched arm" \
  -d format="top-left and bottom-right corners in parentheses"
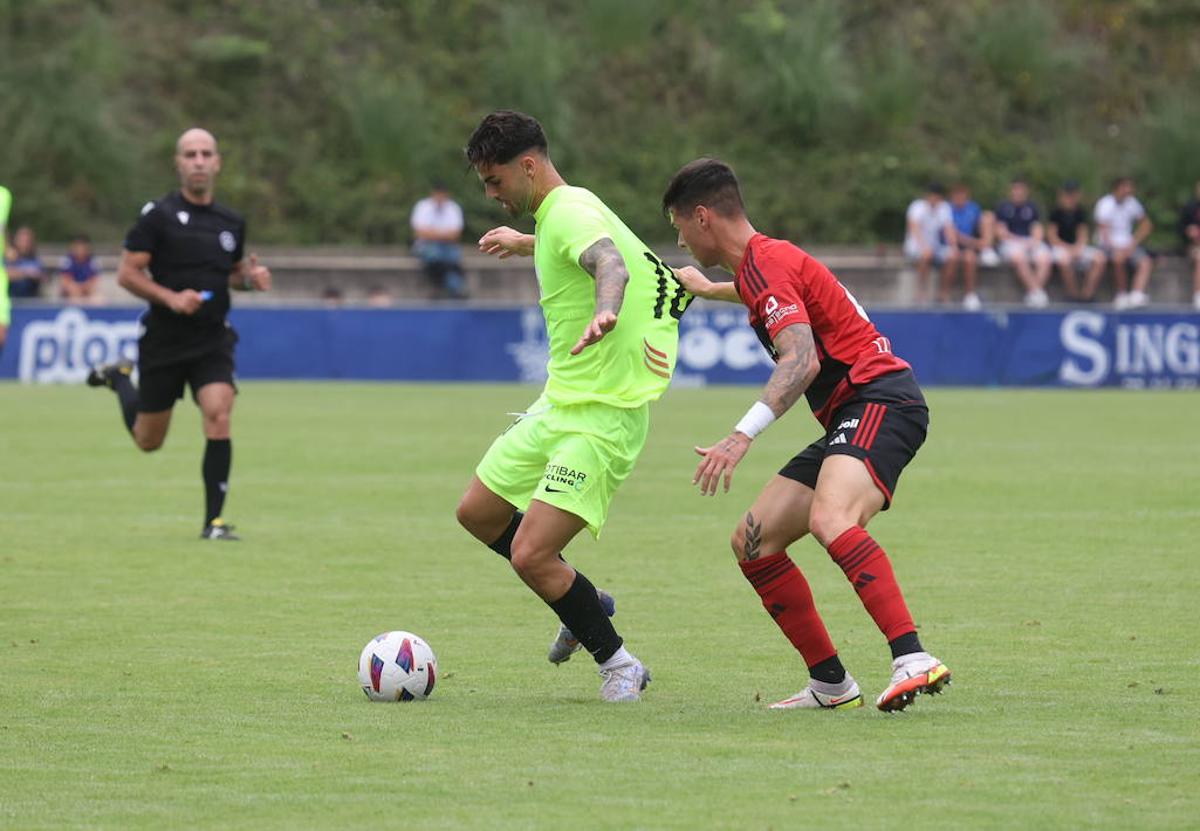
top-left (673, 266), bottom-right (739, 303)
top-left (231, 253), bottom-right (272, 292)
top-left (571, 238), bottom-right (629, 355)
top-left (479, 226), bottom-right (534, 258)
top-left (117, 249), bottom-right (203, 315)
top-left (693, 324), bottom-right (819, 495)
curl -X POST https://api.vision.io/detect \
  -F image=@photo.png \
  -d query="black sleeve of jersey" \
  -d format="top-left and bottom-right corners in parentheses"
top-left (125, 202), bottom-right (165, 252)
top-left (234, 217), bottom-right (246, 262)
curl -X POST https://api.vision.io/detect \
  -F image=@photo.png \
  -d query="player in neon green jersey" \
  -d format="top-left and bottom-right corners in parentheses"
top-left (0, 184), bottom-right (12, 358)
top-left (456, 110), bottom-right (691, 702)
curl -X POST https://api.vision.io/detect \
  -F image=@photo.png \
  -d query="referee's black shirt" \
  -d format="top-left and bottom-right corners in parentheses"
top-left (124, 191), bottom-right (245, 366)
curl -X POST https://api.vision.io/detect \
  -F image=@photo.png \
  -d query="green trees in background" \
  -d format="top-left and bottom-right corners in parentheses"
top-left (2, 0), bottom-right (1199, 247)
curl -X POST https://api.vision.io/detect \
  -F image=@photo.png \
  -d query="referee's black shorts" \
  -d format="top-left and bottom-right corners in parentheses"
top-left (137, 337), bottom-right (238, 413)
top-left (778, 370), bottom-right (928, 509)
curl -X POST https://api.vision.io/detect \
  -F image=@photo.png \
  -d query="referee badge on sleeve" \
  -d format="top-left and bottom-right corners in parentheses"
top-left (219, 231), bottom-right (236, 252)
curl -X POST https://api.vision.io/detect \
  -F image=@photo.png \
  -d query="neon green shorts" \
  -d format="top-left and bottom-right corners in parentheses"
top-left (475, 394), bottom-right (650, 538)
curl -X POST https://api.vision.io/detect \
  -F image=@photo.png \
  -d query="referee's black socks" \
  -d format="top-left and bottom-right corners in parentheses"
top-left (203, 439), bottom-right (232, 525)
top-left (108, 371), bottom-right (139, 433)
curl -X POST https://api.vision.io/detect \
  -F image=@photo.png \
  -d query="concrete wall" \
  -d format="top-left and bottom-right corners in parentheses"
top-left (18, 245), bottom-right (1199, 308)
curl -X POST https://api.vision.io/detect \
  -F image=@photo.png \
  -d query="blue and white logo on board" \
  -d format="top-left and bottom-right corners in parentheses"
top-left (18, 308), bottom-right (140, 384)
top-left (1060, 311), bottom-right (1199, 389)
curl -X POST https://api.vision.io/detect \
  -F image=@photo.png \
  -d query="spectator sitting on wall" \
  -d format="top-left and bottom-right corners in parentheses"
top-left (1094, 176), bottom-right (1153, 310)
top-left (903, 182), bottom-right (957, 305)
top-left (941, 182), bottom-right (997, 310)
top-left (411, 181), bottom-right (467, 300)
top-left (366, 284), bottom-right (394, 308)
top-left (59, 234), bottom-right (103, 304)
top-left (995, 177), bottom-right (1052, 308)
top-left (1047, 181), bottom-right (1105, 302)
top-left (1177, 178), bottom-right (1200, 310)
top-left (320, 286), bottom-right (344, 307)
top-left (5, 225), bottom-right (45, 298)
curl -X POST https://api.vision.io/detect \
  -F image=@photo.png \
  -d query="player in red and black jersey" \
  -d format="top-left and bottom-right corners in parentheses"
top-left (662, 158), bottom-right (951, 712)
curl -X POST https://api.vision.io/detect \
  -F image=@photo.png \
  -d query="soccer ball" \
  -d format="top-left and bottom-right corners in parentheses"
top-left (358, 631), bottom-right (438, 702)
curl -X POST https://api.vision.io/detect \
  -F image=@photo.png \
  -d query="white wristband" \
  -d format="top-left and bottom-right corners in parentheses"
top-left (734, 401), bottom-right (776, 439)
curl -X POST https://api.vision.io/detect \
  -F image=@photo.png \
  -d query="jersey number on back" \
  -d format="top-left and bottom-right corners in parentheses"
top-left (643, 251), bottom-right (692, 320)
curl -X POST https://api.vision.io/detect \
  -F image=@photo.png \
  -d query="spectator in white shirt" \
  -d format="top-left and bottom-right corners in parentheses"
top-left (411, 182), bottom-right (467, 299)
top-left (1094, 177), bottom-right (1153, 309)
top-left (903, 183), bottom-right (958, 305)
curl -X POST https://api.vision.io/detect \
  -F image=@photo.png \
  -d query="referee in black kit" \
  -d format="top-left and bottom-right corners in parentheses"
top-left (88, 128), bottom-right (271, 541)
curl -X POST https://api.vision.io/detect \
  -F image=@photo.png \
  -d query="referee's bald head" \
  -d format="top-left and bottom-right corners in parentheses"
top-left (176, 128), bottom-right (218, 155)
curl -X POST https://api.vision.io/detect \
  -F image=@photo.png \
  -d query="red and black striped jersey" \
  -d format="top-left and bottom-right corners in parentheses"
top-left (735, 233), bottom-right (911, 427)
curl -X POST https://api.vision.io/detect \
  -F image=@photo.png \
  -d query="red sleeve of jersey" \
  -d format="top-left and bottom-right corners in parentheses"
top-left (744, 247), bottom-right (810, 341)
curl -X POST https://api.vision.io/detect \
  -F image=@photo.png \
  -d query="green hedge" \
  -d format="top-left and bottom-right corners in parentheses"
top-left (2, 0), bottom-right (1198, 248)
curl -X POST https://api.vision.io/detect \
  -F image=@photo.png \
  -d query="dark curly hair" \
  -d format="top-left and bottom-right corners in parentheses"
top-left (465, 110), bottom-right (548, 167)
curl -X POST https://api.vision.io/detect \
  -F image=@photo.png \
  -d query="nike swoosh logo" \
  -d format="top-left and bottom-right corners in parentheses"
top-left (544, 485), bottom-right (568, 493)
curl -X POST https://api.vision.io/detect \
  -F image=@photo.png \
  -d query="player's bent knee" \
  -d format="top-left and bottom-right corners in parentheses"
top-left (135, 434), bottom-right (164, 453)
top-left (454, 496), bottom-right (485, 537)
top-left (729, 526), bottom-right (746, 560)
top-left (807, 508), bottom-right (854, 550)
top-left (509, 543), bottom-right (552, 581)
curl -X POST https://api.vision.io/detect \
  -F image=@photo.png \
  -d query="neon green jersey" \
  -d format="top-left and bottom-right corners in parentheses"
top-left (532, 185), bottom-right (692, 408)
top-left (0, 185), bottom-right (11, 284)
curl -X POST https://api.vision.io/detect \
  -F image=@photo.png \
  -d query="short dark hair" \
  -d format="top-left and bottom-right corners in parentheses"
top-left (70, 233), bottom-right (91, 244)
top-left (1112, 175), bottom-right (1133, 189)
top-left (465, 110), bottom-right (548, 168)
top-left (661, 158), bottom-right (745, 219)
top-left (927, 182), bottom-right (946, 197)
top-left (1060, 180), bottom-right (1080, 193)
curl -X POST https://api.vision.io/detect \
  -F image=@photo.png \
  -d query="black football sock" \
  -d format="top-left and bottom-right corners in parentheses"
top-left (548, 570), bottom-right (623, 664)
top-left (888, 631), bottom-right (924, 660)
top-left (202, 439), bottom-right (232, 525)
top-left (109, 371), bottom-right (139, 433)
top-left (808, 654), bottom-right (848, 685)
top-left (486, 511), bottom-right (523, 560)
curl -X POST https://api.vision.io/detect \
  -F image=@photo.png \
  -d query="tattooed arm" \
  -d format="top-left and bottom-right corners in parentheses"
top-left (570, 238), bottom-right (630, 355)
top-left (758, 324), bottom-right (820, 417)
top-left (693, 324), bottom-right (820, 495)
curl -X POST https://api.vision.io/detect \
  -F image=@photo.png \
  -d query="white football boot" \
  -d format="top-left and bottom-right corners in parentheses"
top-left (769, 677), bottom-right (864, 710)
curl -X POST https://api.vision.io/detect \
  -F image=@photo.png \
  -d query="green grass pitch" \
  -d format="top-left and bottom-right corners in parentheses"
top-left (1, 382), bottom-right (1197, 829)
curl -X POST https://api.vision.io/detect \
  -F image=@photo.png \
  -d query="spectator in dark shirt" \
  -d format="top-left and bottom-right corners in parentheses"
top-left (59, 234), bottom-right (103, 304)
top-left (1047, 182), bottom-right (1105, 301)
top-left (5, 225), bottom-right (45, 298)
top-left (1178, 179), bottom-right (1200, 310)
top-left (995, 178), bottom-right (1052, 307)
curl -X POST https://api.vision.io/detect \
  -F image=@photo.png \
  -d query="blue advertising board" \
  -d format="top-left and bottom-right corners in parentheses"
top-left (2, 303), bottom-right (1197, 389)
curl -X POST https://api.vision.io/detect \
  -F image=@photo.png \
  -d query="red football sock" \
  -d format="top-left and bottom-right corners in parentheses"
top-left (739, 552), bottom-right (837, 668)
top-left (827, 526), bottom-right (915, 642)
